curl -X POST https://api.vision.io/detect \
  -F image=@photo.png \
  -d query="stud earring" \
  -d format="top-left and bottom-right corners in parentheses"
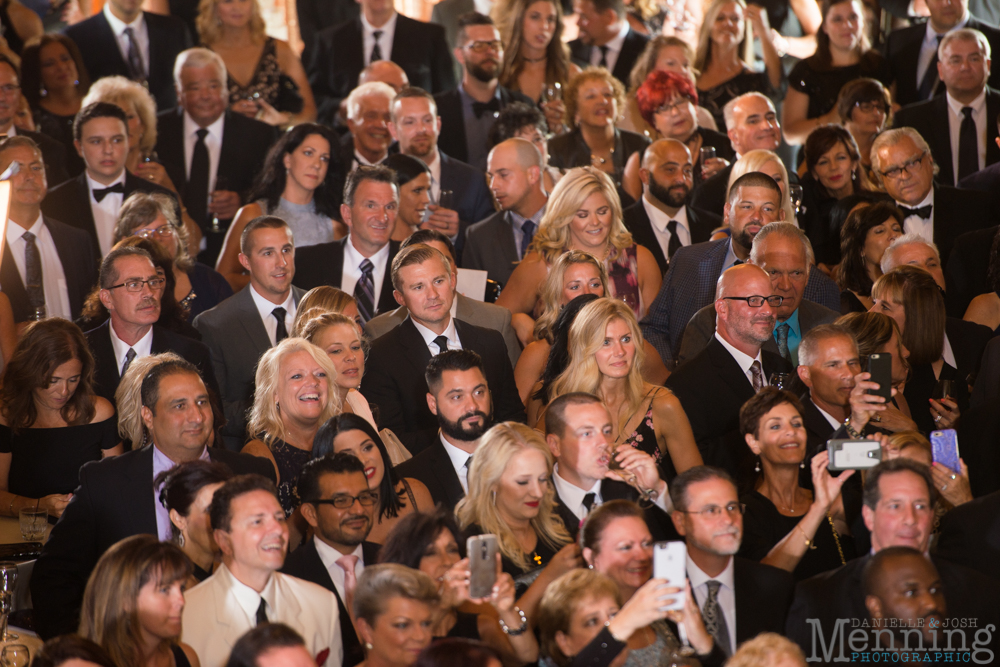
top-left (365, 643), bottom-right (373, 650)
top-left (754, 457), bottom-right (761, 473)
top-left (800, 460), bottom-right (806, 469)
top-left (40, 86), bottom-right (47, 97)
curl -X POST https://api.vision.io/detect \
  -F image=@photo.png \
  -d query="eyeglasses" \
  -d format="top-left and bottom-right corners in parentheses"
top-left (655, 98), bottom-right (691, 115)
top-left (465, 40), bottom-right (502, 53)
top-left (0, 84), bottom-right (20, 96)
top-left (880, 152), bottom-right (926, 180)
top-left (678, 502), bottom-right (745, 518)
top-left (133, 226), bottom-right (175, 240)
top-left (722, 295), bottom-right (783, 307)
top-left (854, 100), bottom-right (886, 114)
top-left (107, 277), bottom-right (167, 292)
top-left (308, 491), bottom-right (380, 509)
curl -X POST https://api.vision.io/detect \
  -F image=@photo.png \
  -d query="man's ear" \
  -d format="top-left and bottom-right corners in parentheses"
top-left (797, 365), bottom-right (812, 388)
top-left (393, 289), bottom-right (405, 307)
top-left (865, 594), bottom-right (884, 621)
top-left (238, 253), bottom-right (251, 274)
top-left (140, 405), bottom-right (154, 432)
top-left (639, 167), bottom-right (650, 187)
top-left (546, 433), bottom-right (561, 458)
top-left (214, 529), bottom-right (233, 557)
top-left (300, 502), bottom-right (319, 529)
top-left (426, 392), bottom-right (438, 416)
top-left (671, 510), bottom-right (687, 536)
top-left (862, 504), bottom-right (874, 533)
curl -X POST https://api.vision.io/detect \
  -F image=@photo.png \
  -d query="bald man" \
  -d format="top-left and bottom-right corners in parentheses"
top-left (665, 264), bottom-right (792, 475)
top-left (623, 139), bottom-right (722, 275)
top-left (463, 138), bottom-right (549, 285)
top-left (864, 547), bottom-right (947, 650)
top-left (359, 60), bottom-right (410, 92)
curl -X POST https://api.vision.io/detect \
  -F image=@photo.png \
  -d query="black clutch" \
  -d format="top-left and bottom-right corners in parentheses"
top-left (0, 542), bottom-right (42, 561)
top-left (275, 74), bottom-right (304, 114)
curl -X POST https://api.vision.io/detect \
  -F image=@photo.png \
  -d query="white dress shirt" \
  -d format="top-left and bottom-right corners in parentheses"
top-left (183, 111), bottom-right (225, 195)
top-left (103, 3), bottom-right (149, 78)
top-left (229, 566), bottom-right (279, 624)
top-left (86, 170), bottom-right (126, 256)
top-left (4, 215), bottom-right (71, 319)
top-left (714, 332), bottom-right (764, 389)
top-left (248, 284), bottom-right (297, 346)
top-left (552, 464), bottom-right (603, 521)
top-left (341, 234), bottom-right (391, 302)
top-left (642, 196), bottom-right (691, 259)
top-left (588, 21), bottom-right (629, 73)
top-left (427, 152), bottom-right (442, 204)
top-left (109, 321), bottom-right (154, 375)
top-left (412, 315), bottom-right (462, 356)
top-left (440, 433), bottom-right (474, 493)
top-left (946, 89), bottom-right (987, 183)
top-left (812, 399), bottom-right (842, 431)
top-left (942, 333), bottom-right (956, 369)
top-left (687, 555), bottom-right (737, 656)
top-left (361, 11), bottom-right (398, 67)
top-left (721, 239), bottom-right (744, 273)
top-left (314, 539), bottom-right (365, 604)
top-left (915, 13), bottom-right (969, 89)
top-left (899, 188), bottom-right (934, 245)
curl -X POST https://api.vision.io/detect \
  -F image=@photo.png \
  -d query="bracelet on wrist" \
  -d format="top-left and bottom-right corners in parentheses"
top-left (844, 416), bottom-right (863, 439)
top-left (7, 495), bottom-right (15, 517)
top-left (605, 620), bottom-right (629, 643)
top-left (498, 607), bottom-right (528, 636)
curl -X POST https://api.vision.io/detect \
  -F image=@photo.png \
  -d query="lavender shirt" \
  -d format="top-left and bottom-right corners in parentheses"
top-left (152, 445), bottom-right (211, 541)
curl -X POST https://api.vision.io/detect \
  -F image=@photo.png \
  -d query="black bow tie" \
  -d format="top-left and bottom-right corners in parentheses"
top-left (900, 204), bottom-right (932, 220)
top-left (93, 182), bottom-right (125, 202)
top-left (472, 98), bottom-right (501, 119)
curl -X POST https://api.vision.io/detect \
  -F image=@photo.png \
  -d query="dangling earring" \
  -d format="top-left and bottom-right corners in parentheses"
top-left (754, 457), bottom-right (761, 473)
top-left (800, 460), bottom-right (806, 469)
top-left (39, 86), bottom-right (47, 97)
top-left (492, 490), bottom-right (497, 505)
top-left (178, 532), bottom-right (185, 548)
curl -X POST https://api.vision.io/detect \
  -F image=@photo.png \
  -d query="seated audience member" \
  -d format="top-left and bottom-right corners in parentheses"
top-left (80, 534), bottom-right (199, 667)
top-left (361, 243), bottom-right (523, 455)
top-left (737, 388), bottom-right (858, 580)
top-left (226, 623), bottom-right (315, 667)
top-left (665, 264), bottom-right (791, 476)
top-left (837, 201), bottom-right (904, 313)
top-left (382, 153), bottom-right (432, 242)
top-left (86, 245), bottom-right (218, 405)
top-left (217, 124), bottom-right (345, 292)
top-left (342, 82), bottom-right (397, 172)
top-left (786, 459), bottom-right (1000, 653)
top-left (295, 0), bottom-right (360, 67)
top-left (312, 414), bottom-right (432, 543)
top-left (81, 76), bottom-right (161, 176)
top-left (300, 313), bottom-right (376, 427)
top-left (465, 138), bottom-right (549, 288)
top-left (487, 102), bottom-right (563, 192)
top-left (194, 216), bottom-right (305, 451)
top-left (157, 459), bottom-right (234, 584)
top-left (725, 150), bottom-right (800, 227)
top-left (0, 136), bottom-right (95, 324)
top-left (935, 489), bottom-right (1000, 581)
top-left (725, 633), bottom-right (807, 667)
top-left (548, 298), bottom-right (701, 481)
top-left (365, 230), bottom-right (521, 369)
top-left (293, 286), bottom-right (361, 331)
top-left (880, 234), bottom-right (947, 290)
top-left (0, 55), bottom-right (69, 184)
top-left (242, 338), bottom-right (341, 515)
top-left (29, 635), bottom-right (117, 667)
top-left (113, 192), bottom-right (233, 321)
top-left (358, 60), bottom-right (411, 92)
top-left (0, 318), bottom-right (118, 518)
top-left (822, 191), bottom-right (892, 270)
top-left (30, 356), bottom-right (275, 638)
top-left (884, 431), bottom-right (973, 514)
top-left (580, 500), bottom-right (723, 663)
top-left (962, 229), bottom-right (1000, 332)
top-left (351, 564), bottom-right (440, 667)
top-left (392, 350), bottom-right (494, 509)
top-left (836, 79), bottom-right (891, 184)
top-left (862, 547), bottom-right (948, 651)
top-left (292, 166), bottom-right (401, 323)
top-left (182, 474), bottom-right (341, 667)
top-left (282, 453), bottom-right (383, 667)
top-left (677, 222), bottom-right (840, 367)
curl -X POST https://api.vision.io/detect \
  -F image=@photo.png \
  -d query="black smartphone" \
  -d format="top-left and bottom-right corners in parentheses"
top-left (867, 353), bottom-right (892, 403)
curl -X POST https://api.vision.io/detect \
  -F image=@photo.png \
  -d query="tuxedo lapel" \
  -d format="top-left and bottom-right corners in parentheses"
top-left (427, 440), bottom-right (466, 508)
top-left (89, 321), bottom-right (121, 399)
top-left (707, 339), bottom-right (754, 402)
top-left (95, 14), bottom-right (129, 72)
top-left (987, 90), bottom-right (1000, 166)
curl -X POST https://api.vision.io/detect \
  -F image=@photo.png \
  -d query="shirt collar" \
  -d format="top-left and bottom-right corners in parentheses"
top-left (151, 443), bottom-right (210, 472)
top-left (603, 21), bottom-right (630, 51)
top-left (426, 152), bottom-right (441, 184)
top-left (722, 238), bottom-right (742, 271)
top-left (345, 233), bottom-right (391, 263)
top-left (411, 314), bottom-right (458, 349)
top-left (553, 463), bottom-right (602, 503)
top-left (942, 332), bottom-right (956, 369)
top-left (811, 397), bottom-right (843, 430)
top-left (642, 195), bottom-right (688, 235)
top-left (248, 283), bottom-right (296, 323)
top-left (314, 535), bottom-right (364, 567)
top-left (103, 2), bottom-right (144, 34)
top-left (221, 563), bottom-right (277, 620)
top-left (898, 186), bottom-right (934, 211)
top-left (6, 213), bottom-right (44, 244)
top-left (85, 169), bottom-right (127, 197)
top-left (184, 108), bottom-right (225, 135)
top-left (946, 88), bottom-right (987, 116)
top-left (509, 204), bottom-right (545, 228)
top-left (925, 12), bottom-right (969, 42)
top-left (109, 319), bottom-right (154, 362)
top-left (714, 331), bottom-right (762, 374)
top-left (686, 553), bottom-right (735, 591)
top-left (782, 307), bottom-right (801, 334)
top-left (439, 432), bottom-right (474, 465)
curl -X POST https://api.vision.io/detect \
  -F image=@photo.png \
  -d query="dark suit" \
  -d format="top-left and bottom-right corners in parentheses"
top-left (731, 556), bottom-right (796, 645)
top-left (439, 152), bottom-right (495, 262)
top-left (462, 210), bottom-right (522, 287)
top-left (892, 88), bottom-right (1000, 186)
top-left (433, 86), bottom-right (534, 167)
top-left (935, 491), bottom-right (1000, 581)
top-left (30, 444), bottom-right (275, 639)
top-left (308, 14), bottom-right (456, 126)
top-left (568, 27), bottom-right (649, 86)
top-left (945, 223), bottom-right (996, 317)
top-left (293, 238), bottom-right (400, 316)
top-left (799, 394), bottom-right (840, 461)
top-left (665, 337), bottom-right (791, 476)
top-left (63, 11), bottom-right (192, 112)
top-left (393, 439), bottom-right (466, 510)
top-left (297, 0), bottom-right (360, 70)
top-left (282, 539), bottom-right (381, 667)
top-left (21, 129), bottom-right (70, 185)
top-left (552, 477), bottom-right (679, 542)
top-left (0, 216), bottom-right (96, 323)
top-left (360, 317), bottom-right (525, 455)
top-left (622, 200), bottom-right (722, 276)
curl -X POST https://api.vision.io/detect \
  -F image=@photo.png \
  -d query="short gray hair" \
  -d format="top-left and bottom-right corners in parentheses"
top-left (880, 233), bottom-right (940, 274)
top-left (798, 323), bottom-right (857, 368)
top-left (173, 47), bottom-right (227, 89)
top-left (345, 82), bottom-right (396, 123)
top-left (749, 221), bottom-right (814, 271)
top-left (939, 27), bottom-right (991, 60)
top-left (722, 92), bottom-right (773, 131)
top-left (870, 127), bottom-right (936, 184)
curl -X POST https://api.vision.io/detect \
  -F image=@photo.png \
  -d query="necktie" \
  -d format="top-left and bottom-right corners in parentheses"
top-left (354, 259), bottom-right (376, 323)
top-left (371, 30), bottom-right (383, 63)
top-left (749, 360), bottom-right (764, 392)
top-left (255, 597), bottom-right (268, 626)
top-left (464, 455), bottom-right (473, 470)
top-left (733, 259), bottom-right (744, 266)
top-left (958, 106), bottom-right (979, 182)
top-left (900, 204), bottom-right (932, 220)
top-left (917, 34), bottom-right (944, 100)
top-left (22, 231), bottom-right (44, 317)
top-left (336, 554), bottom-right (360, 618)
top-left (775, 323), bottom-right (791, 363)
top-left (272, 307), bottom-right (288, 343)
top-left (471, 97), bottom-right (501, 119)
top-left (121, 348), bottom-right (137, 377)
top-left (188, 128), bottom-right (210, 228)
top-left (665, 219), bottom-right (682, 259)
top-left (433, 335), bottom-right (449, 355)
top-left (703, 580), bottom-right (732, 657)
top-left (597, 45), bottom-right (608, 68)
top-left (520, 219), bottom-right (536, 259)
top-left (582, 492), bottom-right (596, 514)
top-left (93, 182), bottom-right (125, 203)
top-left (124, 26), bottom-right (146, 82)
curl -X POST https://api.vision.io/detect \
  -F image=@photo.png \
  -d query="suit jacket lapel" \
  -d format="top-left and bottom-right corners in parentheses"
top-left (68, 173), bottom-right (98, 244)
top-left (124, 446), bottom-right (159, 534)
top-left (96, 13), bottom-right (130, 72)
top-left (429, 442), bottom-right (466, 507)
top-left (159, 111), bottom-right (186, 195)
top-left (217, 112), bottom-right (240, 190)
top-left (398, 318), bottom-right (433, 377)
top-left (378, 241), bottom-right (400, 313)
top-left (90, 321), bottom-right (121, 396)
top-left (494, 213), bottom-right (520, 271)
top-left (707, 338), bottom-right (754, 401)
top-left (0, 241), bottom-right (28, 320)
top-left (235, 286), bottom-right (273, 354)
top-left (48, 218), bottom-right (86, 317)
top-left (987, 90), bottom-right (1000, 166)
top-left (686, 206), bottom-right (713, 244)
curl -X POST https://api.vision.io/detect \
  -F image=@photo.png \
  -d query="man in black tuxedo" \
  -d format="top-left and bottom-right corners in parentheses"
top-left (434, 13), bottom-right (533, 171)
top-left (568, 0), bottom-right (648, 87)
top-left (0, 56), bottom-right (69, 185)
top-left (30, 356), bottom-right (276, 639)
top-left (893, 29), bottom-right (1000, 187)
top-left (85, 245), bottom-right (218, 405)
top-left (624, 139), bottom-right (722, 276)
top-left (62, 0), bottom-right (191, 112)
top-left (43, 103), bottom-right (178, 258)
top-left (665, 263), bottom-right (792, 476)
top-left (0, 137), bottom-right (95, 324)
top-left (393, 349), bottom-right (494, 509)
top-left (155, 48), bottom-right (278, 265)
top-left (885, 0), bottom-right (1000, 108)
top-left (361, 244), bottom-right (524, 455)
top-left (293, 166), bottom-right (401, 322)
top-left (464, 138), bottom-right (549, 286)
top-left (283, 453), bottom-right (382, 667)
top-left (935, 490), bottom-right (1000, 580)
top-left (669, 466), bottom-right (795, 656)
top-left (308, 0), bottom-right (455, 126)
top-left (342, 82), bottom-right (397, 172)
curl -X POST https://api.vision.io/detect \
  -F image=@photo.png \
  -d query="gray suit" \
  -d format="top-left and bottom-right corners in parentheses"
top-left (193, 285), bottom-right (306, 451)
top-left (462, 210), bottom-right (520, 287)
top-left (676, 298), bottom-right (840, 367)
top-left (365, 293), bottom-right (522, 368)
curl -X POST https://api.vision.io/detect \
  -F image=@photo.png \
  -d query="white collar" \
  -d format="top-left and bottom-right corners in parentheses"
top-left (602, 21), bottom-right (630, 50)
top-left (686, 554), bottom-right (735, 591)
top-left (219, 563), bottom-right (277, 622)
top-left (942, 332), bottom-right (956, 369)
top-left (714, 331), bottom-right (762, 375)
top-left (946, 88), bottom-right (987, 116)
top-left (411, 314), bottom-right (458, 348)
top-left (552, 463), bottom-right (602, 516)
top-left (109, 318), bottom-right (154, 361)
top-left (641, 195), bottom-right (688, 235)
top-left (925, 13), bottom-right (969, 42)
top-left (811, 399), bottom-right (843, 430)
top-left (344, 232), bottom-right (391, 262)
top-left (897, 186), bottom-right (934, 211)
top-left (248, 283), bottom-right (295, 321)
top-left (314, 537), bottom-right (364, 568)
top-left (183, 109), bottom-right (225, 138)
top-left (103, 2), bottom-right (144, 33)
top-left (6, 212), bottom-right (44, 244)
top-left (439, 432), bottom-right (475, 465)
top-left (85, 168), bottom-right (127, 195)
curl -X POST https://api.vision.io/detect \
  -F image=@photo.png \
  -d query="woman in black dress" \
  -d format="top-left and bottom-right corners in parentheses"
top-left (0, 318), bottom-right (119, 519)
top-left (20, 34), bottom-right (88, 163)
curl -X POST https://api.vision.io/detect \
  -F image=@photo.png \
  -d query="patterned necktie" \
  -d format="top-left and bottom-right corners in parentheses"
top-left (917, 34), bottom-right (944, 100)
top-left (121, 348), bottom-right (137, 377)
top-left (188, 128), bottom-right (210, 228)
top-left (354, 259), bottom-right (376, 323)
top-left (750, 360), bottom-right (764, 392)
top-left (371, 30), bottom-right (383, 63)
top-left (433, 335), bottom-right (449, 355)
top-left (124, 26), bottom-right (146, 82)
top-left (702, 580), bottom-right (732, 657)
top-left (597, 45), bottom-right (608, 68)
top-left (272, 307), bottom-right (288, 343)
top-left (22, 231), bottom-right (44, 316)
top-left (958, 106), bottom-right (979, 182)
top-left (336, 554), bottom-right (360, 619)
top-left (775, 323), bottom-right (791, 363)
top-left (665, 219), bottom-right (682, 259)
top-left (520, 220), bottom-right (536, 259)
top-left (255, 597), bottom-right (268, 626)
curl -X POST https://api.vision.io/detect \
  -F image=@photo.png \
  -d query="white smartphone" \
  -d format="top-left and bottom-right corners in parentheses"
top-left (652, 541), bottom-right (687, 611)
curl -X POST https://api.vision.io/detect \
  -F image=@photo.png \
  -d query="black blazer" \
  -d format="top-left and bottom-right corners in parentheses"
top-left (433, 86), bottom-right (534, 165)
top-left (893, 88), bottom-right (1000, 187)
top-left (393, 439), bottom-right (466, 510)
top-left (0, 215), bottom-right (96, 323)
top-left (935, 490), bottom-right (1000, 582)
top-left (917, 185), bottom-right (996, 269)
top-left (360, 317), bottom-right (525, 455)
top-left (621, 201), bottom-right (721, 275)
top-left (461, 209), bottom-right (520, 287)
top-left (552, 478), bottom-right (679, 542)
top-left (439, 152), bottom-right (496, 262)
top-left (308, 14), bottom-right (456, 125)
top-left (282, 538), bottom-right (381, 667)
top-left (732, 556), bottom-right (795, 644)
top-left (63, 11), bottom-right (192, 112)
top-left (945, 223), bottom-right (997, 317)
top-left (297, 0), bottom-right (360, 68)
top-left (568, 27), bottom-right (649, 86)
top-left (22, 129), bottom-right (70, 185)
top-left (293, 237), bottom-right (401, 316)
top-left (30, 445), bottom-right (275, 639)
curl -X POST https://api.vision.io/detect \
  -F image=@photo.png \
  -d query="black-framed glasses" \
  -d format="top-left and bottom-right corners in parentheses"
top-left (107, 277), bottom-right (167, 292)
top-left (308, 491), bottom-right (380, 509)
top-left (678, 503), bottom-right (745, 518)
top-left (880, 152), bottom-right (926, 180)
top-left (133, 226), bottom-right (176, 240)
top-left (465, 40), bottom-right (501, 53)
top-left (854, 100), bottom-right (886, 114)
top-left (722, 295), bottom-right (783, 308)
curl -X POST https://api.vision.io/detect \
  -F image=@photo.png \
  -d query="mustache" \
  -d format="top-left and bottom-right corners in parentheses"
top-left (460, 410), bottom-right (488, 422)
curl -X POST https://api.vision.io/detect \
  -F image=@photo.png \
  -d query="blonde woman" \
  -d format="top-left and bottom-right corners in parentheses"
top-left (292, 286), bottom-right (361, 334)
top-left (241, 338), bottom-right (340, 516)
top-left (496, 167), bottom-right (662, 329)
top-left (299, 312), bottom-right (376, 427)
top-left (548, 298), bottom-right (701, 481)
top-left (727, 149), bottom-right (797, 225)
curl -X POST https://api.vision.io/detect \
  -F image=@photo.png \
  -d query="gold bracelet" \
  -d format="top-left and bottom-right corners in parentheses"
top-left (795, 524), bottom-right (817, 550)
top-left (7, 495), bottom-right (15, 517)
